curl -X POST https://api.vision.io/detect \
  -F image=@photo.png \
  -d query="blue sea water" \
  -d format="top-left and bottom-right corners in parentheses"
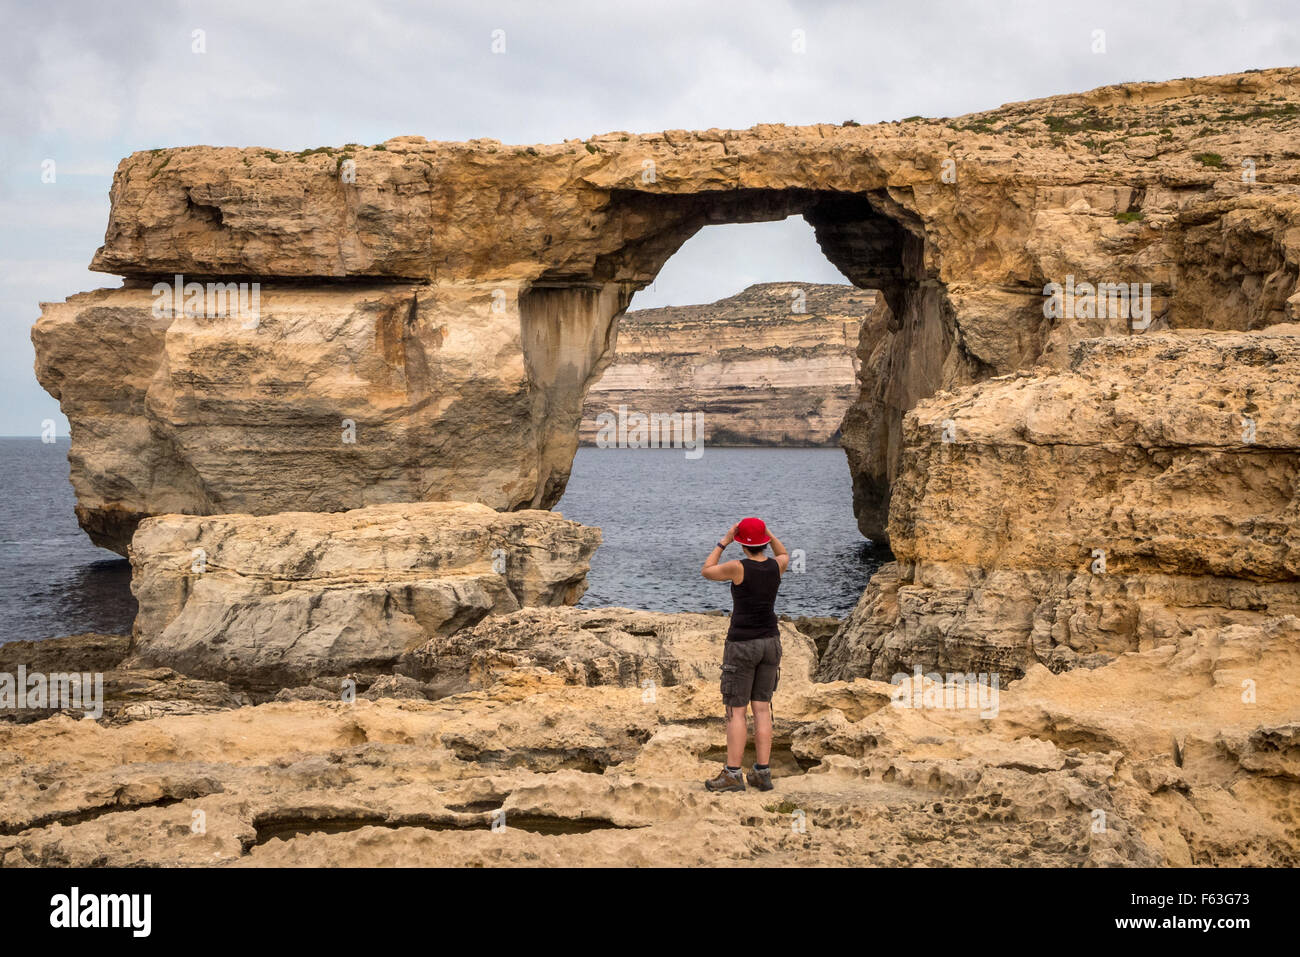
top-left (0, 438), bottom-right (136, 643)
top-left (557, 447), bottom-right (885, 617)
top-left (0, 441), bottom-right (882, 643)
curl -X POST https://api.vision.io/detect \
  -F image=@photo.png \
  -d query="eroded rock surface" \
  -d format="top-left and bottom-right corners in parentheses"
top-left (821, 327), bottom-right (1300, 681)
top-left (0, 634), bottom-right (251, 724)
top-left (398, 606), bottom-right (818, 698)
top-left (2, 615), bottom-right (1295, 867)
top-left (34, 68), bottom-right (1300, 545)
top-left (127, 502), bottom-right (600, 690)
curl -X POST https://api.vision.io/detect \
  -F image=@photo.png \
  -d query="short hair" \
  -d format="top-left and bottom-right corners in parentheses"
top-left (741, 543), bottom-right (767, 557)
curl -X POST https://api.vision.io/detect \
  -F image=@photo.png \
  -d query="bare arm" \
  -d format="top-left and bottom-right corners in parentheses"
top-left (702, 523), bottom-right (744, 584)
top-left (769, 532), bottom-right (791, 574)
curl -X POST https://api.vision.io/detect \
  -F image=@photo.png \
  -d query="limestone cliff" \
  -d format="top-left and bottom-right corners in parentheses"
top-left (34, 67), bottom-right (1300, 548)
top-left (579, 283), bottom-right (874, 446)
top-left (819, 327), bottom-right (1300, 682)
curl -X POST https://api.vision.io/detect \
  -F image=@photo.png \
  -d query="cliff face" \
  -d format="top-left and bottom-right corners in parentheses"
top-left (820, 326), bottom-right (1300, 682)
top-left (579, 283), bottom-right (875, 447)
top-left (34, 66), bottom-right (1300, 549)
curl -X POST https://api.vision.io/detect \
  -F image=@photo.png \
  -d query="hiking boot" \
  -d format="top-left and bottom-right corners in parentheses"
top-left (705, 767), bottom-right (746, 792)
top-left (747, 766), bottom-right (774, 791)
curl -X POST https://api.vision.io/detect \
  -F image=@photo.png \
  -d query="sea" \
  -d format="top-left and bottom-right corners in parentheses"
top-left (0, 438), bottom-right (137, 644)
top-left (557, 446), bottom-right (885, 617)
top-left (0, 439), bottom-right (884, 643)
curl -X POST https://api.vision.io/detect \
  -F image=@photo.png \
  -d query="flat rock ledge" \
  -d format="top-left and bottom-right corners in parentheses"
top-left (126, 502), bottom-right (600, 691)
top-left (0, 614), bottom-right (1295, 866)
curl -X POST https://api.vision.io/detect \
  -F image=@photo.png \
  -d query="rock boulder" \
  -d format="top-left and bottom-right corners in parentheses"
top-left (127, 502), bottom-right (600, 690)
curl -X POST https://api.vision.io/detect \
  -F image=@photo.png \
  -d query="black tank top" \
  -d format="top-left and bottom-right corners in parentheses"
top-left (727, 557), bottom-right (781, 641)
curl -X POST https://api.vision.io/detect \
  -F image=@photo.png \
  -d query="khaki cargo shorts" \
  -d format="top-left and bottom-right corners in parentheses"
top-left (720, 636), bottom-right (782, 707)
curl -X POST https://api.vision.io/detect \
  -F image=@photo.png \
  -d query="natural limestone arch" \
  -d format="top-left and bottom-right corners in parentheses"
top-left (35, 68), bottom-right (1300, 554)
top-left (518, 186), bottom-right (963, 542)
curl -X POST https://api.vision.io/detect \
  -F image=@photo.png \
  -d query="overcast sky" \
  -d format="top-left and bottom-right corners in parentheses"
top-left (2, 0), bottom-right (1297, 434)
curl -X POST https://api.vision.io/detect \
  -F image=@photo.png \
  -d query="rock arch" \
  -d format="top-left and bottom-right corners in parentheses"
top-left (519, 186), bottom-right (946, 539)
top-left (35, 68), bottom-right (1300, 554)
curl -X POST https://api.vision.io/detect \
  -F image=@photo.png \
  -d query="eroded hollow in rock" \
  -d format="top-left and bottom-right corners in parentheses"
top-left (449, 747), bottom-right (627, 774)
top-left (249, 811), bottom-right (634, 846)
top-left (1, 797), bottom-right (188, 837)
top-left (701, 739), bottom-right (818, 775)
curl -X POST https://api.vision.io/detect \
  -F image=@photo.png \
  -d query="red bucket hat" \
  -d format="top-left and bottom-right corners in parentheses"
top-left (734, 517), bottom-right (771, 547)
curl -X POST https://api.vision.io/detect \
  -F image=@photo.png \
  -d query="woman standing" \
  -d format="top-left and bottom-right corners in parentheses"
top-left (700, 517), bottom-right (789, 792)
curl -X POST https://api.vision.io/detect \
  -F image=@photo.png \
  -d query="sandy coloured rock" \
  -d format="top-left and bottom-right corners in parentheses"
top-left (580, 283), bottom-right (875, 447)
top-left (1, 615), bottom-right (1295, 866)
top-left (820, 327), bottom-right (1300, 681)
top-left (33, 68), bottom-right (1300, 545)
top-left (127, 502), bottom-right (600, 690)
top-left (13, 66), bottom-right (1300, 869)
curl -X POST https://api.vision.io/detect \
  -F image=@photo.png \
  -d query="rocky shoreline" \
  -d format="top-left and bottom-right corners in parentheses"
top-left (10, 66), bottom-right (1300, 866)
top-left (3, 612), bottom-right (1296, 866)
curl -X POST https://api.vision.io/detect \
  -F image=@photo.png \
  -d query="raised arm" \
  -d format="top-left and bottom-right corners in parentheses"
top-left (769, 531), bottom-right (791, 574)
top-left (702, 523), bottom-right (744, 583)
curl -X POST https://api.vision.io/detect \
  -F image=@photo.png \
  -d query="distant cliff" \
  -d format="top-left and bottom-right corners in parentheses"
top-left (580, 283), bottom-right (876, 447)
